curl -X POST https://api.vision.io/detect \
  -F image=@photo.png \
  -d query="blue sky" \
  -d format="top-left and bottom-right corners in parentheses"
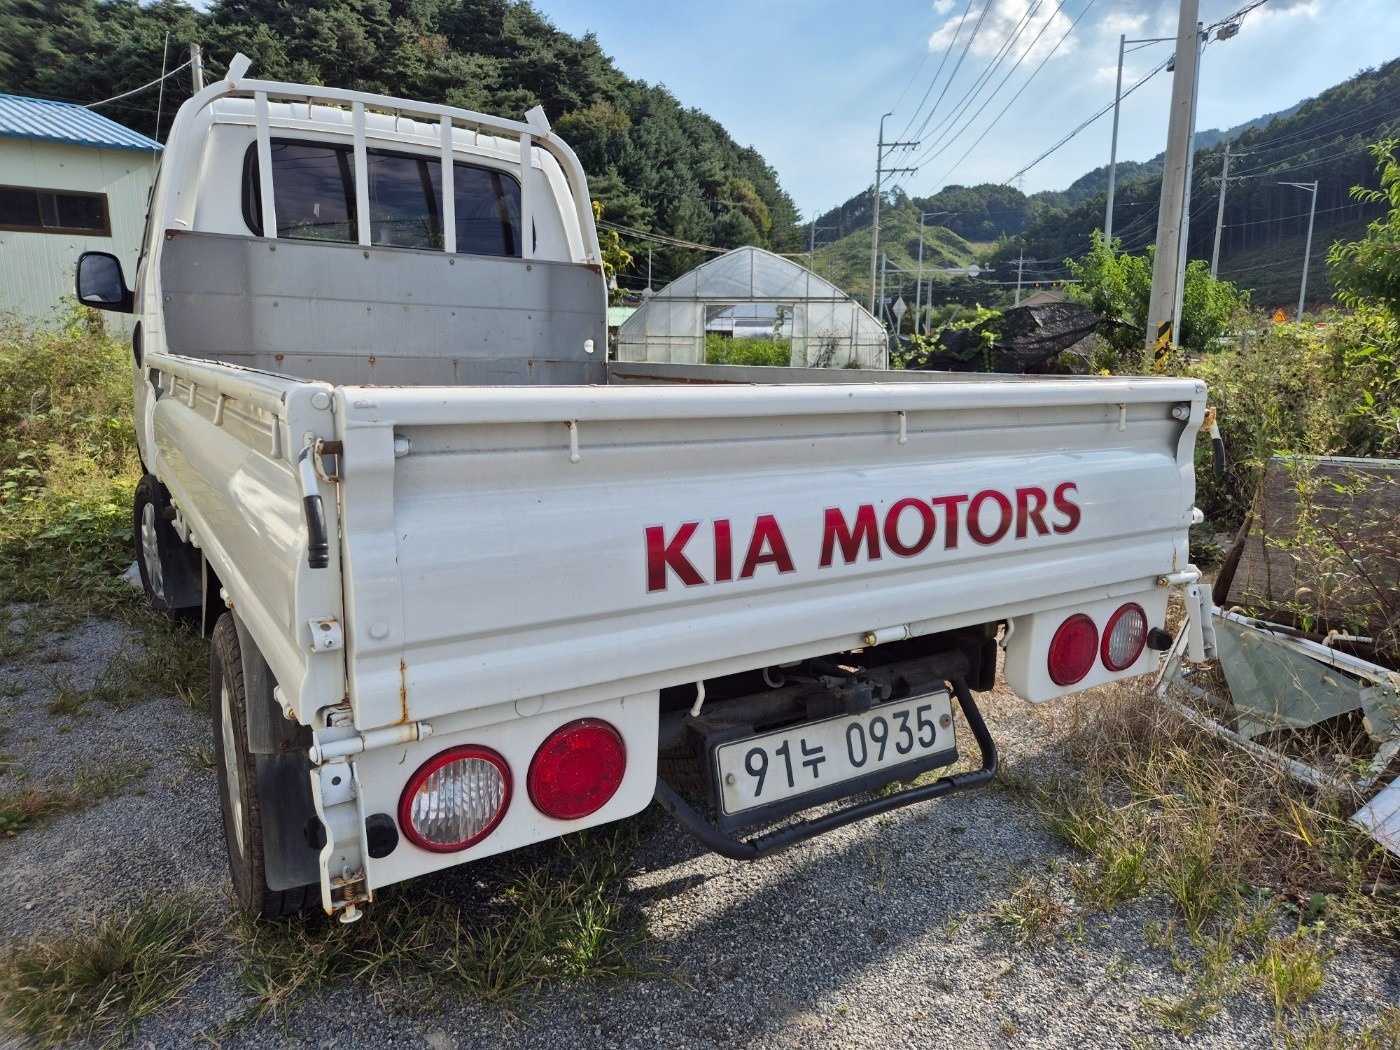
top-left (531, 0), bottom-right (1400, 221)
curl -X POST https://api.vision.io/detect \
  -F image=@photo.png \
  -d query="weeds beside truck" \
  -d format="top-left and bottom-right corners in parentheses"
top-left (75, 56), bottom-right (1211, 922)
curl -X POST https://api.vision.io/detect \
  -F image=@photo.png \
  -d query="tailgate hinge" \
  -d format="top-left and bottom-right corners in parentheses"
top-left (313, 439), bottom-right (343, 483)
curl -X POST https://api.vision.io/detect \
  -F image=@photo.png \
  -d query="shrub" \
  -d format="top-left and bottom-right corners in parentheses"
top-left (0, 313), bottom-right (138, 605)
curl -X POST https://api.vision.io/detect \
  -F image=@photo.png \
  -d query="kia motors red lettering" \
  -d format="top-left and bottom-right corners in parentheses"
top-left (645, 481), bottom-right (1083, 592)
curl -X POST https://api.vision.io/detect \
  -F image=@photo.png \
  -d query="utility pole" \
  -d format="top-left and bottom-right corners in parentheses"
top-left (1171, 21), bottom-right (1204, 349)
top-left (1282, 181), bottom-right (1318, 322)
top-left (1210, 141), bottom-right (1234, 277)
top-left (1107, 33), bottom-right (1175, 244)
top-left (1105, 34), bottom-right (1126, 242)
top-left (1015, 249), bottom-right (1026, 306)
top-left (868, 112), bottom-right (918, 314)
top-left (1145, 0), bottom-right (1200, 359)
top-left (190, 43), bottom-right (204, 92)
top-left (879, 253), bottom-right (889, 328)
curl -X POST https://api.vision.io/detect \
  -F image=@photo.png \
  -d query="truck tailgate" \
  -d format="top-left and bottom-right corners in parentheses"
top-left (334, 378), bottom-right (1204, 730)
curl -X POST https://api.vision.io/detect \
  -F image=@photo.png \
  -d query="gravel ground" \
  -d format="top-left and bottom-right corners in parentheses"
top-left (1, 605), bottom-right (1397, 1049)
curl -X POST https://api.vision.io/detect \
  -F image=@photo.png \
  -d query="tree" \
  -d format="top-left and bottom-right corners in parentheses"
top-left (1064, 231), bottom-right (1249, 365)
top-left (1328, 139), bottom-right (1400, 315)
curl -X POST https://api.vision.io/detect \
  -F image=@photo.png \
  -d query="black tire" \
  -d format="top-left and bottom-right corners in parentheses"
top-left (210, 613), bottom-right (319, 920)
top-left (133, 474), bottom-right (201, 619)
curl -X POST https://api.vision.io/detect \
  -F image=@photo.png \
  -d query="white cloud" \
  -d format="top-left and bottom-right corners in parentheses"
top-left (928, 0), bottom-right (1079, 65)
top-left (933, 0), bottom-right (955, 14)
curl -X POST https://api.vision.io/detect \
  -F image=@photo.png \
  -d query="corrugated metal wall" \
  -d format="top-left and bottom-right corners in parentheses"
top-left (0, 138), bottom-right (157, 331)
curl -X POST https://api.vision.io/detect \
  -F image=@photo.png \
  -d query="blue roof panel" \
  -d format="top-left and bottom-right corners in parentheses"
top-left (0, 93), bottom-right (162, 153)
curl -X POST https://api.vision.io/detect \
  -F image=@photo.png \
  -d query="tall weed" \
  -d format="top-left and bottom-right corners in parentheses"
top-left (0, 313), bottom-right (138, 607)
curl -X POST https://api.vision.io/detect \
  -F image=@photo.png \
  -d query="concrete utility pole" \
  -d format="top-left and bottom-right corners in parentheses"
top-left (190, 43), bottom-right (204, 92)
top-left (1210, 141), bottom-right (1234, 278)
top-left (1145, 0), bottom-right (1200, 359)
top-left (1282, 180), bottom-right (1319, 322)
top-left (1015, 249), bottom-right (1026, 306)
top-left (868, 112), bottom-right (918, 315)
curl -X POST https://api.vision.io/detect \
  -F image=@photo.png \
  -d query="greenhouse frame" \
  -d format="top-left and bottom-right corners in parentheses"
top-left (615, 246), bottom-right (888, 369)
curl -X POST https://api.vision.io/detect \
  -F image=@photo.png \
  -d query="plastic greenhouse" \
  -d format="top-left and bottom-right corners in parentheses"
top-left (615, 246), bottom-right (887, 369)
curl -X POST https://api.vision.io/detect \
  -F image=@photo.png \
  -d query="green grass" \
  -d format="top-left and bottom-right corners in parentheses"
top-left (0, 895), bottom-right (217, 1048)
top-left (0, 757), bottom-right (148, 835)
top-left (227, 820), bottom-right (655, 1027)
top-left (990, 873), bottom-right (1071, 946)
top-left (1040, 682), bottom-right (1400, 1040)
top-left (44, 618), bottom-right (210, 717)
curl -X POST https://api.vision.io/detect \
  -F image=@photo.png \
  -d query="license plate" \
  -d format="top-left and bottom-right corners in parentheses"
top-left (713, 691), bottom-right (958, 819)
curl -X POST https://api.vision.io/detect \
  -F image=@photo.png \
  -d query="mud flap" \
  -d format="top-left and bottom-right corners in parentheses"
top-left (232, 615), bottom-right (320, 891)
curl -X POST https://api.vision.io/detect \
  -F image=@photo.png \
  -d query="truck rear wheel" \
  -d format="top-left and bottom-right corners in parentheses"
top-left (211, 613), bottom-right (319, 920)
top-left (134, 474), bottom-right (201, 620)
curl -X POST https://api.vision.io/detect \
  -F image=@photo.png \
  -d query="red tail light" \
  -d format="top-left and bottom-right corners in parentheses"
top-left (398, 745), bottom-right (511, 853)
top-left (1048, 613), bottom-right (1098, 686)
top-left (528, 719), bottom-right (626, 820)
top-left (1102, 603), bottom-right (1148, 671)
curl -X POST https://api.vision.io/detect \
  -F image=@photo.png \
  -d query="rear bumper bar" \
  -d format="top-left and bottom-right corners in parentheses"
top-left (653, 676), bottom-right (998, 860)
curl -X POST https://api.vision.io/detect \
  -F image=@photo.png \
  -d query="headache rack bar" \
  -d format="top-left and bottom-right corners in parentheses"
top-left (164, 52), bottom-right (601, 265)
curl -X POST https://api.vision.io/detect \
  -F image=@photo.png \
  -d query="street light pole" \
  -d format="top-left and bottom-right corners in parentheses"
top-left (1281, 181), bottom-right (1318, 322)
top-left (915, 210), bottom-right (951, 334)
top-left (1106, 33), bottom-right (1174, 244)
top-left (1172, 21), bottom-right (1205, 348)
top-left (1105, 33), bottom-right (1126, 242)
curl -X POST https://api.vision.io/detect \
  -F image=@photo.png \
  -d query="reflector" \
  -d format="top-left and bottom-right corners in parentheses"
top-left (1048, 613), bottom-right (1099, 686)
top-left (528, 719), bottom-right (626, 820)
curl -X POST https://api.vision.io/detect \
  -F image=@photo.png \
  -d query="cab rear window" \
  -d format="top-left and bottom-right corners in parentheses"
top-left (242, 139), bottom-right (521, 257)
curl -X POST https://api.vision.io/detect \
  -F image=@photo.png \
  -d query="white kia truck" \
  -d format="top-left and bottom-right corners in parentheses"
top-left (77, 57), bottom-right (1210, 921)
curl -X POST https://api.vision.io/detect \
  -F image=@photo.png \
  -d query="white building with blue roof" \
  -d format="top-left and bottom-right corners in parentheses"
top-left (0, 94), bottom-right (161, 328)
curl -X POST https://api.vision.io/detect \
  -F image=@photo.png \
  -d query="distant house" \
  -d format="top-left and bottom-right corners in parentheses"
top-left (0, 94), bottom-right (161, 329)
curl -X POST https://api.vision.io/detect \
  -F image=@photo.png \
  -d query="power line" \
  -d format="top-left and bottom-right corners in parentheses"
top-left (1004, 54), bottom-right (1170, 184)
top-left (910, 0), bottom-right (1051, 156)
top-left (83, 59), bottom-right (193, 109)
top-left (893, 0), bottom-right (979, 144)
top-left (905, 0), bottom-right (997, 146)
top-left (922, 0), bottom-right (1098, 189)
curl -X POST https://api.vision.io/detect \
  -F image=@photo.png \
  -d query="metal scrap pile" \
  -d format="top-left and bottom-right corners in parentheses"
top-left (1161, 455), bottom-right (1400, 855)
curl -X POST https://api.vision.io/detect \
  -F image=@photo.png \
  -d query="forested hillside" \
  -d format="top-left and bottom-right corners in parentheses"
top-left (994, 57), bottom-right (1400, 303)
top-left (0, 0), bottom-right (802, 290)
top-left (811, 58), bottom-right (1400, 309)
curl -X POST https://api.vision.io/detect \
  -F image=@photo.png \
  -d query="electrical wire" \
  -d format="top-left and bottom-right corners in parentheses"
top-left (1004, 54), bottom-right (1170, 185)
top-left (923, 0), bottom-right (1099, 188)
top-left (905, 0), bottom-right (997, 147)
top-left (83, 58), bottom-right (192, 108)
top-left (910, 0), bottom-right (1051, 155)
top-left (894, 0), bottom-right (979, 143)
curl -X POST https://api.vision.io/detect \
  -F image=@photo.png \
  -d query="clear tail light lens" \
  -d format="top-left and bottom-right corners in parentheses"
top-left (398, 745), bottom-right (511, 853)
top-left (528, 719), bottom-right (626, 820)
top-left (1102, 603), bottom-right (1149, 671)
top-left (1048, 613), bottom-right (1099, 686)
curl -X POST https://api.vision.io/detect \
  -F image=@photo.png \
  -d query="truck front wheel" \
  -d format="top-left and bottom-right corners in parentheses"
top-left (210, 613), bottom-right (319, 919)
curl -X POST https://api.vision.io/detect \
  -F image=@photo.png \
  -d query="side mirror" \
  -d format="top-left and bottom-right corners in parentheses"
top-left (76, 252), bottom-right (133, 313)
